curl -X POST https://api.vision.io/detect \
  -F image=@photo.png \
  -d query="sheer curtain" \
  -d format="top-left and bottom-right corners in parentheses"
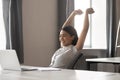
top-left (2, 0), bottom-right (24, 63)
top-left (66, 0), bottom-right (74, 18)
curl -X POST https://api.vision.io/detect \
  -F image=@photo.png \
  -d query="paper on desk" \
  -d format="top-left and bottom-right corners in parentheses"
top-left (38, 67), bottom-right (61, 71)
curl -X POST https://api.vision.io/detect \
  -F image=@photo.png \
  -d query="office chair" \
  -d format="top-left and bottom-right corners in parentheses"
top-left (67, 53), bottom-right (84, 69)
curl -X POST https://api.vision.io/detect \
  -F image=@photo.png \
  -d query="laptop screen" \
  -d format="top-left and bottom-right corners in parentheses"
top-left (0, 50), bottom-right (21, 71)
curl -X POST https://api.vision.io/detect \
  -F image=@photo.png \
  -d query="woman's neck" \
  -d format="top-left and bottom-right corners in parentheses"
top-left (61, 45), bottom-right (73, 48)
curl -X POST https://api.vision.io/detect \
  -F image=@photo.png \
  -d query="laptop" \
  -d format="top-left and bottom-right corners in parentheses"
top-left (0, 50), bottom-right (38, 71)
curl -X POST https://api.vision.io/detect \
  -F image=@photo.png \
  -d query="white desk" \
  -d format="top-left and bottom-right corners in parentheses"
top-left (0, 66), bottom-right (120, 80)
top-left (86, 57), bottom-right (120, 72)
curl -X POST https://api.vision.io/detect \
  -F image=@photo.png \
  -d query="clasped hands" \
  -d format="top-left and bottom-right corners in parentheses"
top-left (73, 8), bottom-right (95, 15)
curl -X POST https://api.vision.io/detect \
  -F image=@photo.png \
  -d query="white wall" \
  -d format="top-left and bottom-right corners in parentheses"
top-left (22, 0), bottom-right (57, 67)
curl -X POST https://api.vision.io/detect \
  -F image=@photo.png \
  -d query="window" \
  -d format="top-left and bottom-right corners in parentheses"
top-left (0, 1), bottom-right (6, 49)
top-left (74, 0), bottom-right (107, 49)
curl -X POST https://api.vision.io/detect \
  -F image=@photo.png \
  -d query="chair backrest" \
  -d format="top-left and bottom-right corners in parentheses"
top-left (67, 53), bottom-right (83, 69)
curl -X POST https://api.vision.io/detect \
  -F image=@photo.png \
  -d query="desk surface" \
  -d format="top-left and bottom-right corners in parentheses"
top-left (86, 57), bottom-right (120, 64)
top-left (0, 66), bottom-right (120, 80)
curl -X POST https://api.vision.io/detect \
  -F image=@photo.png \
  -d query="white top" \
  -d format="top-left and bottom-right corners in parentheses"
top-left (49, 45), bottom-right (78, 68)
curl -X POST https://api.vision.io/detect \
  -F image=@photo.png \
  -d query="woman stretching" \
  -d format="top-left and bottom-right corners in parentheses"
top-left (49, 8), bottom-right (94, 68)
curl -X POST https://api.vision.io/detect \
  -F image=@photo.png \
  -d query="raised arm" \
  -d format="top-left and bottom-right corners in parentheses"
top-left (75, 8), bottom-right (94, 51)
top-left (62, 9), bottom-right (83, 28)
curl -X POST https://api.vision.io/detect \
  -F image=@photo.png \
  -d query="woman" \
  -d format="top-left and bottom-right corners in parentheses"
top-left (49, 8), bottom-right (94, 68)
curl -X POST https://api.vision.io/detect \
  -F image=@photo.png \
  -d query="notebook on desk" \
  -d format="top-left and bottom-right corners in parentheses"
top-left (0, 50), bottom-right (38, 71)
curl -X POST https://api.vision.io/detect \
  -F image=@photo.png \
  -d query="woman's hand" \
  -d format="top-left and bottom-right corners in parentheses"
top-left (86, 8), bottom-right (94, 14)
top-left (73, 9), bottom-right (83, 15)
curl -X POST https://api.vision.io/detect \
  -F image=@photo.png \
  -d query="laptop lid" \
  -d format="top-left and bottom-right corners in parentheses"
top-left (0, 50), bottom-right (21, 71)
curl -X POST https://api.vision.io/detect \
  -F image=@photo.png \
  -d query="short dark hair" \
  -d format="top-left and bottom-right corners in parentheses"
top-left (61, 26), bottom-right (78, 45)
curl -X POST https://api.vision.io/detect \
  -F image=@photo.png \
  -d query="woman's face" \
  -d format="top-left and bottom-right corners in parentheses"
top-left (59, 30), bottom-right (74, 47)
